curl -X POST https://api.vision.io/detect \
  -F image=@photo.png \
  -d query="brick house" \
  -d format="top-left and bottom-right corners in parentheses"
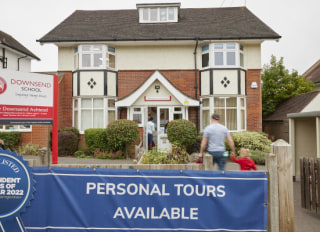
top-left (38, 3), bottom-right (280, 150)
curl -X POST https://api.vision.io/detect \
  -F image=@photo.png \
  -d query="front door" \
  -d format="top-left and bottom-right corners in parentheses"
top-left (157, 107), bottom-right (172, 151)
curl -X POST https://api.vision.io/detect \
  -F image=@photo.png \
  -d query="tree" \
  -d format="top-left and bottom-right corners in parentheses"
top-left (262, 55), bottom-right (314, 117)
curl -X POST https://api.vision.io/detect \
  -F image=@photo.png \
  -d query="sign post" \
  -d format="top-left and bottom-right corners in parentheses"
top-left (0, 70), bottom-right (58, 164)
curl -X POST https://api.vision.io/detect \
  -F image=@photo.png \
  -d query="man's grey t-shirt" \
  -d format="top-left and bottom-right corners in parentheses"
top-left (203, 123), bottom-right (230, 152)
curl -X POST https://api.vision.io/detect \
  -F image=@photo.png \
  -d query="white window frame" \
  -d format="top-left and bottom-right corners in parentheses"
top-left (139, 7), bottom-right (178, 23)
top-left (73, 97), bottom-right (117, 134)
top-left (201, 43), bottom-right (244, 69)
top-left (75, 45), bottom-right (116, 70)
top-left (130, 107), bottom-right (144, 127)
top-left (200, 96), bottom-right (246, 132)
top-left (0, 125), bottom-right (32, 132)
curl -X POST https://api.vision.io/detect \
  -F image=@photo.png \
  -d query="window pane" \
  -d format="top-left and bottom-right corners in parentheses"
top-left (108, 46), bottom-right (115, 53)
top-left (174, 107), bottom-right (182, 111)
top-left (108, 99), bottom-right (115, 107)
top-left (226, 43), bottom-right (236, 49)
top-left (81, 45), bottom-right (90, 51)
top-left (134, 108), bottom-right (141, 112)
top-left (226, 97), bottom-right (237, 107)
top-left (109, 54), bottom-right (115, 69)
top-left (81, 110), bottom-right (91, 131)
top-left (108, 111), bottom-right (116, 124)
top-left (82, 54), bottom-right (91, 67)
top-left (202, 98), bottom-right (209, 107)
top-left (93, 45), bottom-right (102, 51)
top-left (240, 98), bottom-right (245, 107)
top-left (215, 109), bottom-right (225, 125)
top-left (93, 98), bottom-right (103, 108)
top-left (174, 114), bottom-right (182, 120)
top-left (150, 8), bottom-right (158, 21)
top-left (93, 53), bottom-right (102, 67)
top-left (240, 110), bottom-right (245, 130)
top-left (202, 53), bottom-right (209, 68)
top-left (214, 52), bottom-right (223, 65)
top-left (202, 110), bottom-right (210, 130)
top-left (143, 8), bottom-right (149, 20)
top-left (74, 99), bottom-right (78, 109)
top-left (93, 110), bottom-right (103, 128)
top-left (20, 125), bottom-right (31, 129)
top-left (133, 114), bottom-right (142, 124)
top-left (168, 8), bottom-right (174, 20)
top-left (227, 109), bottom-right (237, 130)
top-left (227, 52), bottom-right (235, 65)
top-left (214, 98), bottom-right (225, 108)
top-left (202, 45), bottom-right (209, 52)
top-left (81, 99), bottom-right (92, 108)
top-left (214, 44), bottom-right (223, 49)
top-left (160, 8), bottom-right (167, 21)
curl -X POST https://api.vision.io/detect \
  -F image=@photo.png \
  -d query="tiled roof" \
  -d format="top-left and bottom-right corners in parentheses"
top-left (263, 91), bottom-right (320, 121)
top-left (0, 30), bottom-right (40, 60)
top-left (38, 7), bottom-right (280, 43)
top-left (303, 59), bottom-right (320, 84)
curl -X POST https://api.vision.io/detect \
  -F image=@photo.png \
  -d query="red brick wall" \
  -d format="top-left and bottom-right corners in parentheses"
top-left (246, 69), bottom-right (262, 132)
top-left (20, 125), bottom-right (51, 147)
top-left (58, 71), bottom-right (73, 129)
top-left (118, 70), bottom-right (200, 100)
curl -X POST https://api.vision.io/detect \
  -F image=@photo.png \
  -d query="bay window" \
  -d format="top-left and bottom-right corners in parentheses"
top-left (74, 45), bottom-right (116, 70)
top-left (201, 43), bottom-right (244, 68)
top-left (73, 97), bottom-right (116, 133)
top-left (201, 96), bottom-right (246, 131)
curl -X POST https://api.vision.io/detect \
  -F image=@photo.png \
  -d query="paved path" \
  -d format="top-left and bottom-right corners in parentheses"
top-left (26, 156), bottom-right (320, 231)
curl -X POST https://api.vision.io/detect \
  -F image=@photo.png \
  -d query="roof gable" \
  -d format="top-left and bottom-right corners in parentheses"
top-left (303, 59), bottom-right (320, 83)
top-left (0, 30), bottom-right (40, 60)
top-left (38, 7), bottom-right (280, 43)
top-left (264, 91), bottom-right (320, 121)
top-left (115, 71), bottom-right (199, 107)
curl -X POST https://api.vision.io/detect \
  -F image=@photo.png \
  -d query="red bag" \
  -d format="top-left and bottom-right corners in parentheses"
top-left (196, 157), bottom-right (202, 164)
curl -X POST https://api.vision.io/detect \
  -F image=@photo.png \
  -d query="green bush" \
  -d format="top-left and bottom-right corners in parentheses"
top-left (59, 127), bottom-right (80, 140)
top-left (141, 143), bottom-right (189, 164)
top-left (58, 131), bottom-right (78, 156)
top-left (250, 150), bottom-right (268, 165)
top-left (187, 134), bottom-right (203, 154)
top-left (84, 128), bottom-right (108, 154)
top-left (230, 131), bottom-right (271, 154)
top-left (106, 119), bottom-right (139, 156)
top-left (0, 131), bottom-right (21, 151)
top-left (18, 143), bottom-right (40, 156)
top-left (74, 150), bottom-right (92, 159)
top-left (167, 119), bottom-right (197, 148)
top-left (95, 150), bottom-right (124, 159)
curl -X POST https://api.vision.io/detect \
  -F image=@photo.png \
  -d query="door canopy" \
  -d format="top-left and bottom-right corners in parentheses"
top-left (115, 71), bottom-right (199, 107)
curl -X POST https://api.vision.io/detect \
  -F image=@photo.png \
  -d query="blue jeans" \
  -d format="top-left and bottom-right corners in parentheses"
top-left (208, 151), bottom-right (227, 171)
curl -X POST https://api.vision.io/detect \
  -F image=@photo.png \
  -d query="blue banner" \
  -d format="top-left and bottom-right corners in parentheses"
top-left (21, 167), bottom-right (267, 232)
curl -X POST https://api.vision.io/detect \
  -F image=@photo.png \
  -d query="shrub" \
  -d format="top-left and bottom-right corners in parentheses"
top-left (0, 131), bottom-right (21, 151)
top-left (186, 134), bottom-right (203, 154)
top-left (18, 143), bottom-right (40, 156)
top-left (59, 127), bottom-right (80, 140)
top-left (84, 128), bottom-right (108, 154)
top-left (74, 150), bottom-right (92, 159)
top-left (230, 131), bottom-right (271, 153)
top-left (141, 143), bottom-right (189, 164)
top-left (250, 150), bottom-right (268, 165)
top-left (95, 150), bottom-right (124, 159)
top-left (106, 119), bottom-right (139, 157)
top-left (58, 131), bottom-right (78, 156)
top-left (167, 119), bottom-right (197, 148)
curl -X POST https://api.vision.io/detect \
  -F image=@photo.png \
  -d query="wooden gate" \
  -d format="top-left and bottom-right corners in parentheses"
top-left (300, 157), bottom-right (320, 214)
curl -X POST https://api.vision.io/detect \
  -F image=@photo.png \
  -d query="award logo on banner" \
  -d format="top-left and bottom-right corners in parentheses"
top-left (0, 148), bottom-right (35, 232)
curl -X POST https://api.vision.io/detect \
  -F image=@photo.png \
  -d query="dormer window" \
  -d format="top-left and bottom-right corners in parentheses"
top-left (137, 3), bottom-right (180, 23)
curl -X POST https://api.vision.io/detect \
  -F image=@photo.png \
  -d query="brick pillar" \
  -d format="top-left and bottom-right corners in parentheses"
top-left (58, 71), bottom-right (73, 129)
top-left (246, 69), bottom-right (262, 132)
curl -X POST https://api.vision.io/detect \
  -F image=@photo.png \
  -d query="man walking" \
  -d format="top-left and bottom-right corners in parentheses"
top-left (199, 113), bottom-right (235, 171)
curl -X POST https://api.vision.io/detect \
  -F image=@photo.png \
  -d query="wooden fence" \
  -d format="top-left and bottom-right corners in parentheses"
top-left (300, 157), bottom-right (320, 214)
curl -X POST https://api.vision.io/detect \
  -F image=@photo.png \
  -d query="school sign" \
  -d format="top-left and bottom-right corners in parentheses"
top-left (20, 167), bottom-right (268, 232)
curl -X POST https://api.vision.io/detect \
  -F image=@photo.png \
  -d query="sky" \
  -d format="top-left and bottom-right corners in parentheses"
top-left (2, 0), bottom-right (320, 74)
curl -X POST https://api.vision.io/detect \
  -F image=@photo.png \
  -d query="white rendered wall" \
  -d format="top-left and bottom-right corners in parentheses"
top-left (58, 47), bottom-right (74, 71)
top-left (302, 94), bottom-right (320, 112)
top-left (1, 48), bottom-right (31, 72)
top-left (244, 44), bottom-right (261, 69)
